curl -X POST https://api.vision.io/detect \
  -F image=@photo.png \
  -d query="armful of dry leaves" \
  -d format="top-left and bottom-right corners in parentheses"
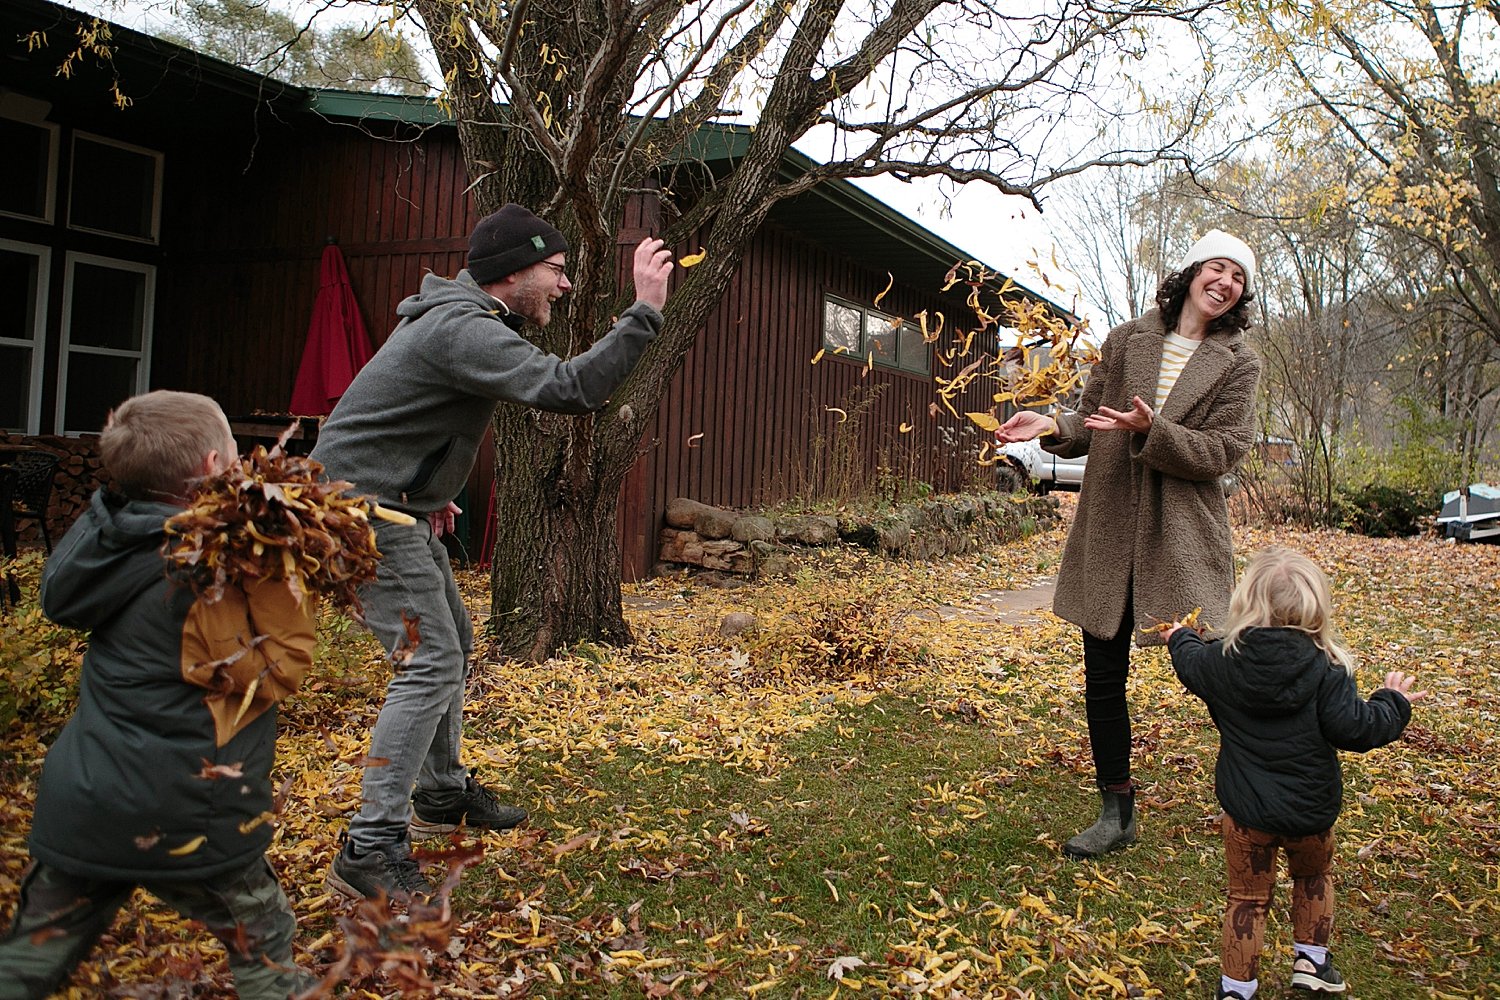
top-left (163, 432), bottom-right (396, 612)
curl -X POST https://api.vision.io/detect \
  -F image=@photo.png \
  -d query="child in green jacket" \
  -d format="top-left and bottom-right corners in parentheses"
top-left (0, 391), bottom-right (318, 1000)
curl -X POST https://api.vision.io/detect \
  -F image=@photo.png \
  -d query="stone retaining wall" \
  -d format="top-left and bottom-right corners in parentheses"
top-left (657, 493), bottom-right (1059, 578)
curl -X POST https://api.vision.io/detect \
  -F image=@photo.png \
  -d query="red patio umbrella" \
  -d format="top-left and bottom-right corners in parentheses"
top-left (289, 242), bottom-right (374, 416)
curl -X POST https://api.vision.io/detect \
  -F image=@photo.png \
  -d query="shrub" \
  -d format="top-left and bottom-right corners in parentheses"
top-left (1336, 483), bottom-right (1437, 538)
top-left (0, 553), bottom-right (86, 733)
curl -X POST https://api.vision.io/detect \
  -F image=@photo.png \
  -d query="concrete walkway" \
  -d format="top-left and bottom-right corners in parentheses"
top-left (932, 578), bottom-right (1057, 625)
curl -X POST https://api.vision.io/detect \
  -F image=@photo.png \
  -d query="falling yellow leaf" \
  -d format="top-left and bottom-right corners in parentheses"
top-left (826, 407), bottom-right (848, 423)
top-left (687, 433), bottom-right (705, 448)
top-left (679, 247), bottom-right (707, 267)
top-left (168, 835), bottom-right (207, 856)
top-left (899, 423), bottom-right (914, 434)
top-left (966, 412), bottom-right (1001, 433)
top-left (873, 272), bottom-right (894, 308)
top-left (811, 348), bottom-right (826, 365)
top-left (373, 504), bottom-right (417, 526)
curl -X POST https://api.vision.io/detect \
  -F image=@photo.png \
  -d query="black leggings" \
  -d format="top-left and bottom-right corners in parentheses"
top-left (1081, 597), bottom-right (1134, 788)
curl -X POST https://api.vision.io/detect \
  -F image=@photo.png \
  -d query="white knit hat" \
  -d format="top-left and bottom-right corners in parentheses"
top-left (1178, 230), bottom-right (1256, 293)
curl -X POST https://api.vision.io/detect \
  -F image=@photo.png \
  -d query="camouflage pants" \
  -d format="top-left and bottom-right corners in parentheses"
top-left (0, 856), bottom-right (303, 1000)
top-left (1220, 813), bottom-right (1336, 982)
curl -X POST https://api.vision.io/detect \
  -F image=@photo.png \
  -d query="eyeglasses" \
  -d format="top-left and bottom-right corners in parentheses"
top-left (536, 260), bottom-right (568, 280)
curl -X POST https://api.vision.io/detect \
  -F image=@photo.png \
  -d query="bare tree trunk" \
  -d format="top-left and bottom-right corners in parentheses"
top-left (487, 407), bottom-right (630, 659)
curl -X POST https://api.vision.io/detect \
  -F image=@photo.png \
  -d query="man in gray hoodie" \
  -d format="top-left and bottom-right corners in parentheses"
top-left (313, 205), bottom-right (673, 902)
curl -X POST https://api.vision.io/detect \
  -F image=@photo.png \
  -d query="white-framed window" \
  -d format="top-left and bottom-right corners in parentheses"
top-left (67, 132), bottom-right (163, 244)
top-left (0, 114), bottom-right (59, 224)
top-left (0, 240), bottom-right (51, 434)
top-left (56, 253), bottom-right (154, 435)
top-left (822, 294), bottom-right (930, 375)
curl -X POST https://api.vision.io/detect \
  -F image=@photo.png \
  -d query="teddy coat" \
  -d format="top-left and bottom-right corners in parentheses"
top-left (1046, 307), bottom-right (1260, 645)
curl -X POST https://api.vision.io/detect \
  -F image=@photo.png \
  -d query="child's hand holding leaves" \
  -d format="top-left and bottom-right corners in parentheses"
top-left (1147, 607), bottom-right (1203, 642)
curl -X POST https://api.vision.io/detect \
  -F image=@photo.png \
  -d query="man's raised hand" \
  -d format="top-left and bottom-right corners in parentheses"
top-left (634, 238), bottom-right (674, 311)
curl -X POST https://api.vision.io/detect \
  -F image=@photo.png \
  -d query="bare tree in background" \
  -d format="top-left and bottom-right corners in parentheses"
top-left (157, 0), bottom-right (430, 94)
top-left (1239, 0), bottom-right (1500, 476)
top-left (70, 0), bottom-right (1233, 657)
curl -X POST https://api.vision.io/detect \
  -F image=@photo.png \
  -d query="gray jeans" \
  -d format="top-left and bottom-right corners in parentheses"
top-left (347, 519), bottom-right (472, 852)
top-left (0, 857), bottom-right (300, 999)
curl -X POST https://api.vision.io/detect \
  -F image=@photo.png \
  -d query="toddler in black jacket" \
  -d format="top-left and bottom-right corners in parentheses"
top-left (1165, 547), bottom-right (1424, 999)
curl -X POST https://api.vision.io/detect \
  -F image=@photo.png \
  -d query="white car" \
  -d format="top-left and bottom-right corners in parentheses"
top-left (995, 439), bottom-right (1087, 493)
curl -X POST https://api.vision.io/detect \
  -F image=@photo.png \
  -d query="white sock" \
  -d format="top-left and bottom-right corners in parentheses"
top-left (1221, 974), bottom-right (1257, 997)
top-left (1295, 943), bottom-right (1328, 966)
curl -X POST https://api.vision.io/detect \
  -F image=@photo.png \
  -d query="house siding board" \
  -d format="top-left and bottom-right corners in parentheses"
top-left (148, 124), bottom-right (474, 420)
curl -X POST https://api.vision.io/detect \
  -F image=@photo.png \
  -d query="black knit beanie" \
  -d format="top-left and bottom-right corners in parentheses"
top-left (467, 204), bottom-right (569, 285)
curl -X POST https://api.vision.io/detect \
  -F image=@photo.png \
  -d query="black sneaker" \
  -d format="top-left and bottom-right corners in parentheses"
top-left (1291, 952), bottom-right (1347, 993)
top-left (326, 839), bottom-right (433, 902)
top-left (411, 772), bottom-right (527, 836)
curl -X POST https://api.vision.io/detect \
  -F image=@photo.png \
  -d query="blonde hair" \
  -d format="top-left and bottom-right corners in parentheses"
top-left (99, 390), bottom-right (233, 501)
top-left (1222, 547), bottom-right (1357, 676)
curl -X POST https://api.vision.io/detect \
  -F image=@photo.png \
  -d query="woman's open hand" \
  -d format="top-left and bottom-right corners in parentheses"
top-left (1084, 395), bottom-right (1154, 434)
top-left (996, 410), bottom-right (1057, 443)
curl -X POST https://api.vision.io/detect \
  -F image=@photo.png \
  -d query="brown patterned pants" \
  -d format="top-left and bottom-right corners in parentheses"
top-left (1220, 813), bottom-right (1335, 981)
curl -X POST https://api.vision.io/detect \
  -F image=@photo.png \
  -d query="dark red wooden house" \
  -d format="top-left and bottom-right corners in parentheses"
top-left (1, 0), bottom-right (1073, 579)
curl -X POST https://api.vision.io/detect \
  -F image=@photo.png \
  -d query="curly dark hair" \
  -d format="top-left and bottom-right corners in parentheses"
top-left (1155, 262), bottom-right (1255, 335)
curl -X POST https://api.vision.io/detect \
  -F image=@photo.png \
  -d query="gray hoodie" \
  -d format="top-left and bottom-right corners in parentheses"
top-left (310, 270), bottom-right (660, 511)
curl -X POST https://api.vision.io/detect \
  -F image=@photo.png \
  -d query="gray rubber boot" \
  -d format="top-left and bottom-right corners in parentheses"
top-left (1063, 786), bottom-right (1136, 858)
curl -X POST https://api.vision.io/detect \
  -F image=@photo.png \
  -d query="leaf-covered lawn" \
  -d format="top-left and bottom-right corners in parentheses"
top-left (1, 507), bottom-right (1496, 998)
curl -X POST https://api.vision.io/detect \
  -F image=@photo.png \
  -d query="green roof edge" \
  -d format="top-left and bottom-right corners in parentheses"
top-left (303, 88), bottom-right (454, 125)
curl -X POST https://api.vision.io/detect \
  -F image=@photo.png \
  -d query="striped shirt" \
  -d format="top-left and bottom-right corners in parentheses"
top-left (1156, 332), bottom-right (1201, 411)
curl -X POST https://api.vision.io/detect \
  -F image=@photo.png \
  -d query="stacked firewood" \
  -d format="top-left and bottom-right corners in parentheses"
top-left (0, 434), bottom-right (100, 549)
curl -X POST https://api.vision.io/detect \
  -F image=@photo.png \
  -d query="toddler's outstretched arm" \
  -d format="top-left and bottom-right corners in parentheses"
top-left (1381, 670), bottom-right (1428, 704)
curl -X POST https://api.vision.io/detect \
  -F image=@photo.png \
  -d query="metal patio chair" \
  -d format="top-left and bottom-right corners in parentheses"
top-left (9, 449), bottom-right (60, 553)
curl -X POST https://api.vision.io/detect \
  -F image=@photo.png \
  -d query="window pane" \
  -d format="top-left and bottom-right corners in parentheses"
top-left (70, 136), bottom-right (158, 240)
top-left (898, 323), bottom-right (928, 374)
top-left (0, 248), bottom-right (41, 342)
top-left (0, 345), bottom-right (33, 431)
top-left (64, 353), bottom-right (138, 434)
top-left (0, 120), bottom-right (51, 220)
top-left (824, 299), bottom-right (861, 355)
top-left (865, 311), bottom-right (898, 364)
top-left (70, 263), bottom-right (146, 350)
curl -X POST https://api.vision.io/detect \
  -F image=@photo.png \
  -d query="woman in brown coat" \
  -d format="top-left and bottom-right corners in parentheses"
top-left (997, 230), bottom-right (1262, 858)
